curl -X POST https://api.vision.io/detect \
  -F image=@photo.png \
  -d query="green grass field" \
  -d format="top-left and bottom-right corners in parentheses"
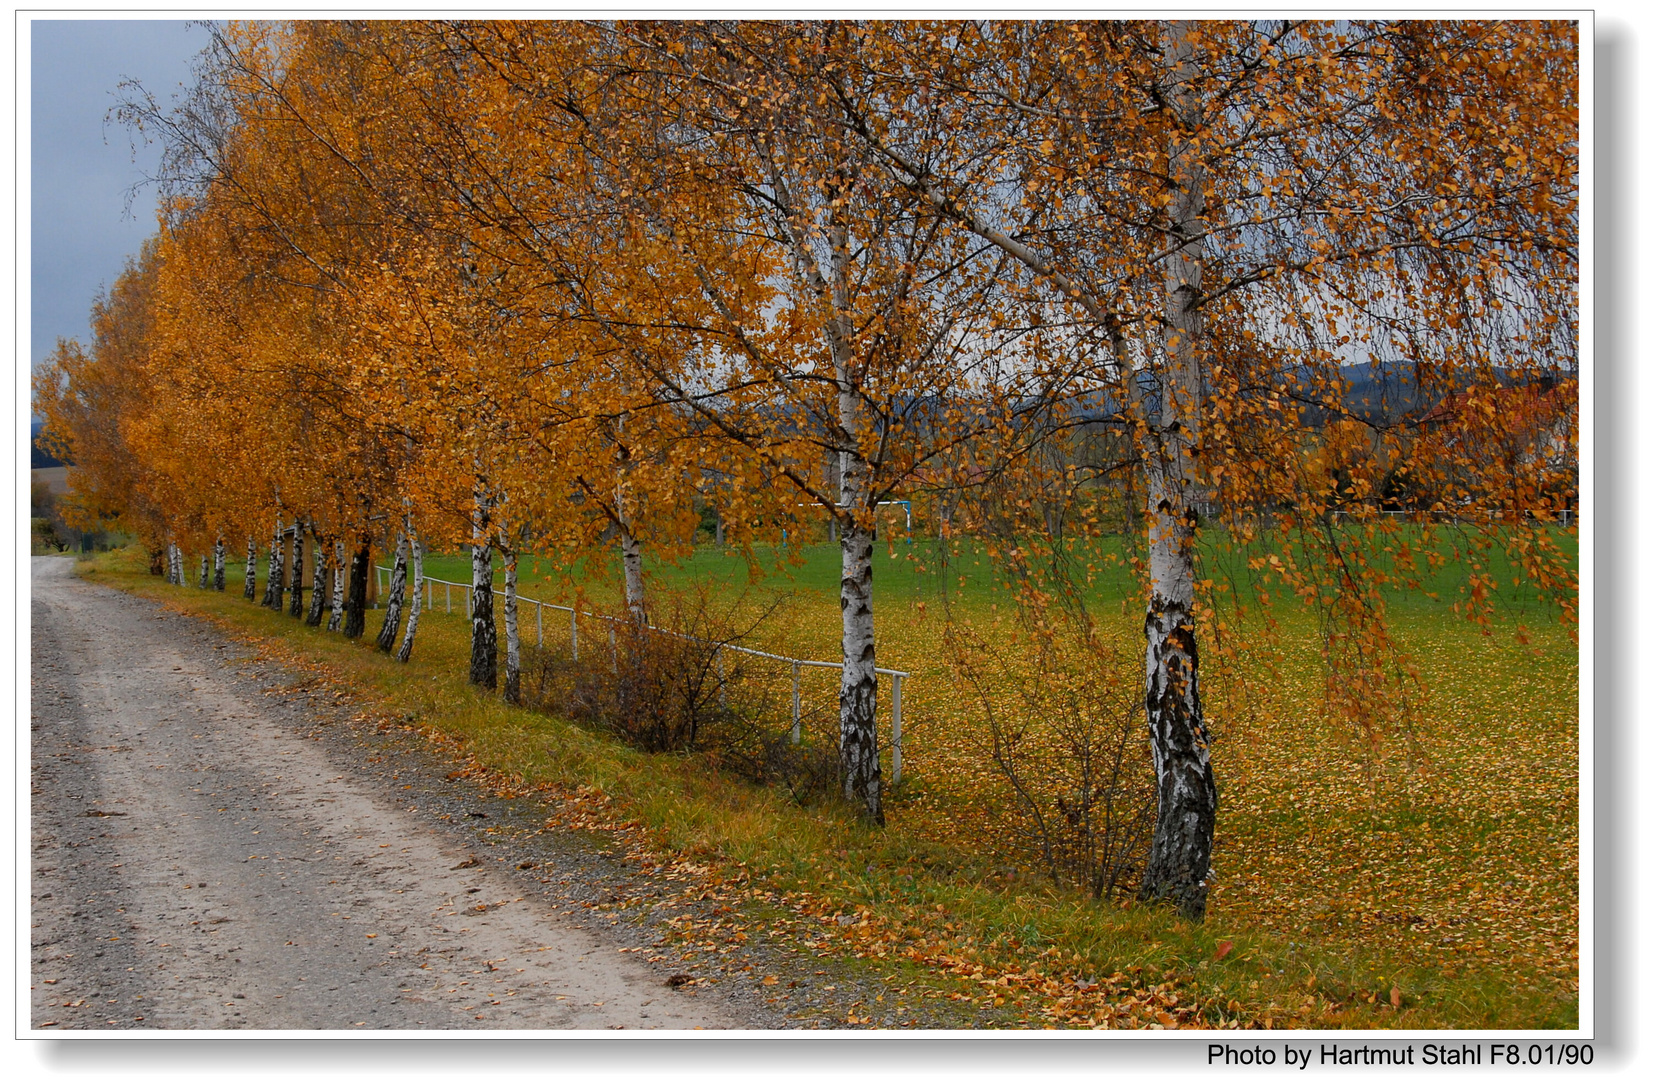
top-left (75, 521), bottom-right (1579, 1030)
top-left (414, 522), bottom-right (1576, 621)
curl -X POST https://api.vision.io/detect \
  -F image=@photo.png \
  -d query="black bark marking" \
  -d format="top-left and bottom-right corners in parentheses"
top-left (1139, 596), bottom-right (1217, 920)
top-left (343, 541), bottom-right (370, 640)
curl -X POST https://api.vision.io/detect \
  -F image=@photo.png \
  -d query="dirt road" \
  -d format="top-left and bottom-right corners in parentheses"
top-left (29, 556), bottom-right (746, 1031)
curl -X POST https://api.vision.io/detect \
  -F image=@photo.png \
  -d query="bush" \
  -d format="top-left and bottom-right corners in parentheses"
top-left (31, 517), bottom-right (65, 554)
top-left (521, 589), bottom-right (840, 803)
top-left (950, 624), bottom-right (1157, 901)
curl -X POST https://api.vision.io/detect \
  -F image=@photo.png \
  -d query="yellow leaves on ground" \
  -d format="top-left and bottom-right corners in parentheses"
top-left (306, 552), bottom-right (1576, 1029)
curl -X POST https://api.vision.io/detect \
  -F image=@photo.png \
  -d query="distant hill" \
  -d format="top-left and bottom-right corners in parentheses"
top-left (31, 421), bottom-right (63, 469)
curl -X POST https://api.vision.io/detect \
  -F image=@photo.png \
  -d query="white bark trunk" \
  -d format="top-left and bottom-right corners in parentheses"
top-left (199, 554), bottom-right (209, 589)
top-left (1137, 22), bottom-right (1218, 921)
top-left (838, 509), bottom-right (882, 822)
top-left (327, 539), bottom-right (346, 632)
top-left (306, 529), bottom-right (328, 626)
top-left (620, 527), bottom-right (646, 624)
top-left (614, 422), bottom-right (648, 624)
top-left (213, 537), bottom-right (226, 592)
top-left (766, 150), bottom-right (883, 821)
top-left (288, 527), bottom-right (306, 618)
top-left (375, 533), bottom-right (408, 652)
top-left (244, 536), bottom-right (258, 600)
top-left (264, 519), bottom-right (285, 609)
top-left (396, 528), bottom-right (423, 663)
top-left (828, 218), bottom-right (883, 824)
top-left (502, 545), bottom-right (521, 705)
top-left (469, 485), bottom-right (497, 689)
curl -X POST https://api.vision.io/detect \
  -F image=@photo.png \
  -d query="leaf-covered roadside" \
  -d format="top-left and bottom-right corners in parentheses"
top-left (72, 549), bottom-right (1577, 1030)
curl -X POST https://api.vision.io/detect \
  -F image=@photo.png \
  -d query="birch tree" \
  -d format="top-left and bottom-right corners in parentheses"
top-left (825, 18), bottom-right (1577, 916)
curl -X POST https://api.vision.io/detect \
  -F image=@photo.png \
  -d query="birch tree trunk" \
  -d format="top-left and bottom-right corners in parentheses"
top-left (244, 536), bottom-right (258, 600)
top-left (837, 458), bottom-right (883, 825)
top-left (375, 533), bottom-right (409, 652)
top-left (1136, 24), bottom-right (1218, 921)
top-left (212, 537), bottom-right (225, 591)
top-left (344, 538), bottom-right (370, 639)
top-left (619, 527), bottom-right (647, 624)
top-left (826, 448), bottom-right (842, 544)
top-left (289, 526), bottom-right (306, 618)
top-left (769, 167), bottom-right (884, 822)
top-left (469, 486), bottom-right (498, 689)
top-left (263, 519), bottom-right (284, 609)
top-left (305, 528), bottom-right (328, 626)
top-left (825, 212), bottom-right (883, 824)
top-left (396, 529), bottom-right (423, 663)
top-left (614, 423), bottom-right (648, 624)
top-left (199, 554), bottom-right (209, 589)
top-left (502, 544), bottom-right (521, 705)
top-left (327, 539), bottom-right (346, 632)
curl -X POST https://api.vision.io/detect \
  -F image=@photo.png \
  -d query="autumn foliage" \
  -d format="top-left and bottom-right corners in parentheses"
top-left (35, 19), bottom-right (1577, 934)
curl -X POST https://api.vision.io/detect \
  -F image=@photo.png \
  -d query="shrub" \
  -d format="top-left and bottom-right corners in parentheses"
top-left (521, 588), bottom-right (839, 801)
top-left (950, 623), bottom-right (1157, 901)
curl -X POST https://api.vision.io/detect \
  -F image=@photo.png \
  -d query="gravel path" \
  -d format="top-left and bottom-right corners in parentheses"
top-left (29, 556), bottom-right (749, 1031)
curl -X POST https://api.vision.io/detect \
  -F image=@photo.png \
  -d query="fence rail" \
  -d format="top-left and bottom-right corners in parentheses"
top-left (1327, 508), bottom-right (1574, 526)
top-left (378, 567), bottom-right (912, 783)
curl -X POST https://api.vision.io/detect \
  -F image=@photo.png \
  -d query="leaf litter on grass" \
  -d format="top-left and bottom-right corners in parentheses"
top-left (91, 552), bottom-right (1578, 1028)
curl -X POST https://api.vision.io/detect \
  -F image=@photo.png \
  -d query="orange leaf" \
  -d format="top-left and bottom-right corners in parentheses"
top-left (1214, 940), bottom-right (1234, 961)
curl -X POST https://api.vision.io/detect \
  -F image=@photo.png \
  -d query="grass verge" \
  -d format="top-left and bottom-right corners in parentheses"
top-left (69, 545), bottom-right (1577, 1030)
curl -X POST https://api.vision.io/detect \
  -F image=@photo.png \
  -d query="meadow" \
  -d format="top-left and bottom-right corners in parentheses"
top-left (71, 521), bottom-right (1579, 1030)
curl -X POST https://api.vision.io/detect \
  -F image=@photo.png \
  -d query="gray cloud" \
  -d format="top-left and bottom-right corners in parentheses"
top-left (30, 19), bottom-right (206, 365)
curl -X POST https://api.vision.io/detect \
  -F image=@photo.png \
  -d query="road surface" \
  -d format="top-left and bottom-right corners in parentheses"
top-left (29, 556), bottom-right (744, 1031)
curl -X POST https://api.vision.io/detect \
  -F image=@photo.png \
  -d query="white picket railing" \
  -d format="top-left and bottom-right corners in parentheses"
top-left (377, 566), bottom-right (912, 783)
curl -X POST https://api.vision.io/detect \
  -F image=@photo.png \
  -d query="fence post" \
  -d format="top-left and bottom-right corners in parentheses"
top-left (536, 600), bottom-right (543, 647)
top-left (894, 675), bottom-right (907, 785)
top-left (890, 674), bottom-right (904, 785)
top-left (571, 609), bottom-right (578, 661)
top-left (445, 582), bottom-right (451, 614)
top-left (791, 661), bottom-right (802, 745)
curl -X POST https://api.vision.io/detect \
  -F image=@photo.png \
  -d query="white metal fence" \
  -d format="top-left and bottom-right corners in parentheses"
top-left (1327, 508), bottom-right (1574, 526)
top-left (377, 566), bottom-right (913, 783)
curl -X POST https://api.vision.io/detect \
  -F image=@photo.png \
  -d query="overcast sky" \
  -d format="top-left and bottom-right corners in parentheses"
top-left (30, 19), bottom-right (207, 369)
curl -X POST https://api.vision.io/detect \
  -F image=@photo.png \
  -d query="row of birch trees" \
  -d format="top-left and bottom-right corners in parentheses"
top-left (36, 20), bottom-right (1578, 919)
